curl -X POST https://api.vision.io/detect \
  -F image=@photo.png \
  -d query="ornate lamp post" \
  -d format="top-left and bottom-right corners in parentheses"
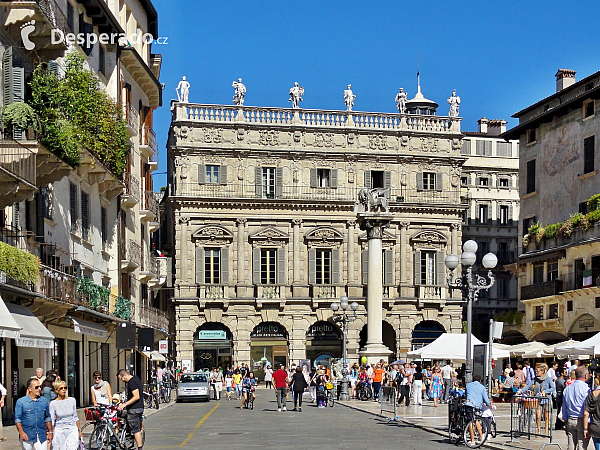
top-left (331, 296), bottom-right (359, 401)
top-left (444, 240), bottom-right (497, 384)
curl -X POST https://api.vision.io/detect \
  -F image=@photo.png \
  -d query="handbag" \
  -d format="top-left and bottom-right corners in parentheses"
top-left (80, 438), bottom-right (86, 450)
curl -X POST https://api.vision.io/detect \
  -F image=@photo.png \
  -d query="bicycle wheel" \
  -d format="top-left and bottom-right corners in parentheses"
top-left (448, 415), bottom-right (460, 444)
top-left (89, 423), bottom-right (111, 450)
top-left (144, 393), bottom-right (153, 409)
top-left (490, 420), bottom-right (497, 438)
top-left (328, 392), bottom-right (335, 407)
top-left (250, 397), bottom-right (254, 410)
top-left (463, 417), bottom-right (488, 449)
top-left (154, 393), bottom-right (160, 410)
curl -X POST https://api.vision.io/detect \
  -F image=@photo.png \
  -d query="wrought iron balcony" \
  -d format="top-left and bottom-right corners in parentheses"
top-left (521, 279), bottom-right (563, 301)
top-left (0, 139), bottom-right (37, 208)
top-left (138, 303), bottom-right (169, 331)
top-left (124, 103), bottom-right (139, 137)
top-left (122, 172), bottom-right (140, 207)
top-left (172, 104), bottom-right (461, 133)
top-left (120, 239), bottom-right (141, 271)
top-left (140, 190), bottom-right (158, 221)
top-left (140, 126), bottom-right (157, 160)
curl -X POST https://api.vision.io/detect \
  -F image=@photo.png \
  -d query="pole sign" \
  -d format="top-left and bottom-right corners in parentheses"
top-left (473, 344), bottom-right (487, 380)
top-left (158, 340), bottom-right (168, 354)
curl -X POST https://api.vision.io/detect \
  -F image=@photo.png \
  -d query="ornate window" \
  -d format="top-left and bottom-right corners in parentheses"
top-left (204, 249), bottom-right (221, 284)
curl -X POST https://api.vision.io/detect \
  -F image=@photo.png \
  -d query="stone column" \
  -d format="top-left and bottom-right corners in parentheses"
top-left (178, 216), bottom-right (190, 289)
top-left (237, 218), bottom-right (247, 284)
top-left (347, 219), bottom-right (356, 284)
top-left (399, 222), bottom-right (409, 284)
top-left (357, 212), bottom-right (393, 364)
top-left (451, 223), bottom-right (460, 257)
top-left (292, 219), bottom-right (302, 284)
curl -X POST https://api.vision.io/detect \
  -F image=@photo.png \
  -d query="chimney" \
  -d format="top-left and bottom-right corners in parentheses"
top-left (556, 69), bottom-right (576, 92)
top-left (478, 117), bottom-right (489, 134)
top-left (487, 119), bottom-right (507, 136)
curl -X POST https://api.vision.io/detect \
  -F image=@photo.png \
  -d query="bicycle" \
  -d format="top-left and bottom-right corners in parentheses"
top-left (144, 382), bottom-right (160, 410)
top-left (447, 397), bottom-right (489, 448)
top-left (161, 380), bottom-right (172, 403)
top-left (243, 388), bottom-right (255, 410)
top-left (357, 381), bottom-right (373, 401)
top-left (325, 387), bottom-right (335, 407)
top-left (88, 406), bottom-right (146, 450)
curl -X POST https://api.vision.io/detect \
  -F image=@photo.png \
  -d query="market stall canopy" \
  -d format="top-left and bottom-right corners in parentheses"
top-left (0, 295), bottom-right (21, 339)
top-left (542, 340), bottom-right (583, 358)
top-left (7, 303), bottom-right (54, 348)
top-left (407, 333), bottom-right (510, 361)
top-left (553, 335), bottom-right (600, 358)
top-left (140, 350), bottom-right (166, 362)
top-left (70, 317), bottom-right (108, 338)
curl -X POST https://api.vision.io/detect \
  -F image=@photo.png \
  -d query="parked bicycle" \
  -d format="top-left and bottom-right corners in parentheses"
top-left (144, 381), bottom-right (160, 410)
top-left (447, 396), bottom-right (489, 448)
top-left (324, 382), bottom-right (335, 407)
top-left (87, 405), bottom-right (146, 450)
top-left (356, 380), bottom-right (373, 401)
top-left (160, 379), bottom-right (172, 403)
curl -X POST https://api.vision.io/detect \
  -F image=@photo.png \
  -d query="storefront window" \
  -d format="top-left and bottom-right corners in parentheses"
top-left (250, 322), bottom-right (288, 381)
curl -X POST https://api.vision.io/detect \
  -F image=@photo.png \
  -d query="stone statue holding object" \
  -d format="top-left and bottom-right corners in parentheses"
top-left (355, 188), bottom-right (390, 214)
top-left (176, 76), bottom-right (190, 103)
top-left (448, 89), bottom-right (460, 117)
top-left (289, 82), bottom-right (304, 109)
top-left (344, 84), bottom-right (356, 111)
top-left (395, 87), bottom-right (407, 114)
top-left (232, 78), bottom-right (246, 106)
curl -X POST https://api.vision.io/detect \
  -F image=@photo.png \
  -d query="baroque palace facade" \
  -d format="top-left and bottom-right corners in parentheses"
top-left (166, 96), bottom-right (469, 374)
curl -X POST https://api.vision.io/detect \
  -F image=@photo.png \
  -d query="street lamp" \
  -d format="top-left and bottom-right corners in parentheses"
top-left (445, 240), bottom-right (497, 384)
top-left (331, 296), bottom-right (359, 401)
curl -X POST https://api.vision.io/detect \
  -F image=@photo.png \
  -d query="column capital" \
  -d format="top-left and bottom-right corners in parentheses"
top-left (346, 219), bottom-right (357, 227)
top-left (451, 223), bottom-right (461, 231)
top-left (292, 218), bottom-right (303, 226)
top-left (178, 215), bottom-right (190, 225)
top-left (236, 218), bottom-right (248, 225)
top-left (357, 213), bottom-right (394, 239)
top-left (398, 221), bottom-right (410, 230)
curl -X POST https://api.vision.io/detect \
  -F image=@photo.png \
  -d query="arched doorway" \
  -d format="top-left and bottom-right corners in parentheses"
top-left (194, 323), bottom-right (233, 372)
top-left (306, 321), bottom-right (342, 369)
top-left (411, 321), bottom-right (445, 351)
top-left (532, 331), bottom-right (568, 344)
top-left (250, 322), bottom-right (288, 380)
top-left (570, 314), bottom-right (600, 341)
top-left (359, 322), bottom-right (397, 361)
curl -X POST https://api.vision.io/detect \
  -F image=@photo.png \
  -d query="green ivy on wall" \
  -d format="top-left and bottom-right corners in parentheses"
top-left (29, 52), bottom-right (131, 175)
top-left (76, 276), bottom-right (109, 310)
top-left (114, 295), bottom-right (131, 320)
top-left (0, 241), bottom-right (40, 284)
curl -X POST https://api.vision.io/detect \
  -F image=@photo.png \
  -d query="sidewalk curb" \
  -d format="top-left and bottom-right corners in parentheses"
top-left (337, 401), bottom-right (506, 450)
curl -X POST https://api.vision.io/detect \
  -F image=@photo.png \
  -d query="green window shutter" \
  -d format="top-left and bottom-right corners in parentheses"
top-left (416, 173), bottom-right (423, 191)
top-left (485, 141), bottom-right (492, 156)
top-left (476, 140), bottom-right (484, 156)
top-left (195, 246), bottom-right (204, 284)
top-left (331, 249), bottom-right (340, 284)
top-left (275, 167), bottom-right (283, 198)
top-left (69, 182), bottom-right (78, 231)
top-left (48, 60), bottom-right (60, 77)
top-left (330, 169), bottom-right (338, 188)
top-left (414, 251), bottom-right (421, 285)
top-left (252, 248), bottom-right (261, 284)
top-left (198, 164), bottom-right (206, 184)
top-left (219, 165), bottom-right (227, 185)
top-left (364, 171), bottom-right (372, 189)
top-left (220, 247), bottom-right (229, 284)
top-left (308, 248), bottom-right (316, 285)
top-left (436, 173), bottom-right (443, 191)
top-left (362, 250), bottom-right (368, 285)
top-left (255, 166), bottom-right (262, 197)
top-left (2, 47), bottom-right (13, 107)
top-left (310, 168), bottom-right (317, 188)
top-left (436, 251), bottom-right (445, 285)
top-left (277, 247), bottom-right (286, 284)
top-left (384, 171), bottom-right (391, 198)
top-left (384, 250), bottom-right (393, 285)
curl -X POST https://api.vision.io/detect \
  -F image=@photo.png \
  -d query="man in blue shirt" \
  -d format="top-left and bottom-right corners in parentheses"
top-left (15, 378), bottom-right (53, 450)
top-left (562, 366), bottom-right (590, 450)
top-left (465, 375), bottom-right (491, 445)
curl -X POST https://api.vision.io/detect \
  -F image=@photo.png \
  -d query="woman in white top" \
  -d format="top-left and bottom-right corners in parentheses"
top-left (264, 365), bottom-right (273, 388)
top-left (49, 380), bottom-right (82, 449)
top-left (90, 370), bottom-right (112, 407)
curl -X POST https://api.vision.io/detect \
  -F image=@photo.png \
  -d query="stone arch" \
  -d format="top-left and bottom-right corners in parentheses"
top-left (191, 224), bottom-right (234, 242)
top-left (358, 321), bottom-right (397, 359)
top-left (193, 322), bottom-right (234, 371)
top-left (501, 330), bottom-right (528, 345)
top-left (569, 313), bottom-right (600, 339)
top-left (306, 320), bottom-right (343, 368)
top-left (531, 331), bottom-right (568, 344)
top-left (411, 320), bottom-right (445, 350)
top-left (250, 321), bottom-right (289, 376)
top-left (304, 226), bottom-right (345, 245)
top-left (409, 229), bottom-right (447, 246)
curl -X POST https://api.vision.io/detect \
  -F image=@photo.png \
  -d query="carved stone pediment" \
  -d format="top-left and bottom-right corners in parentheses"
top-left (305, 226), bottom-right (345, 243)
top-left (249, 226), bottom-right (289, 243)
top-left (192, 225), bottom-right (234, 244)
top-left (410, 229), bottom-right (447, 245)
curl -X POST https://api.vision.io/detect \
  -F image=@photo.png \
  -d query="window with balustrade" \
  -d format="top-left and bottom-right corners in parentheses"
top-left (198, 164), bottom-right (227, 185)
top-left (206, 165), bottom-right (219, 184)
top-left (262, 168), bottom-right (276, 199)
top-left (315, 249), bottom-right (331, 284)
top-left (261, 249), bottom-right (276, 284)
top-left (420, 251), bottom-right (435, 285)
top-left (204, 248), bottom-right (221, 284)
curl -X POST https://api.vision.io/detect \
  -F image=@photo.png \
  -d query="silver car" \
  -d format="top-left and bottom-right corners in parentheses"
top-left (176, 372), bottom-right (211, 402)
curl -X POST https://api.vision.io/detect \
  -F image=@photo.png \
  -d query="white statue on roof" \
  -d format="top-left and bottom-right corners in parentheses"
top-left (289, 82), bottom-right (304, 109)
top-left (395, 87), bottom-right (407, 114)
top-left (232, 78), bottom-right (246, 106)
top-left (176, 76), bottom-right (190, 103)
top-left (448, 89), bottom-right (460, 117)
top-left (344, 84), bottom-right (356, 111)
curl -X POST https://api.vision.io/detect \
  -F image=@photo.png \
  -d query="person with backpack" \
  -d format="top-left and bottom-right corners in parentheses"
top-left (523, 361), bottom-right (536, 385)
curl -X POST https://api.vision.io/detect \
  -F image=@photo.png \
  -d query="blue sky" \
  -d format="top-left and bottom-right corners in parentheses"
top-left (151, 0), bottom-right (599, 190)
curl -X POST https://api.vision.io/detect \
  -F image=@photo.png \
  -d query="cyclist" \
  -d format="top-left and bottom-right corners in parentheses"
top-left (464, 375), bottom-right (491, 445)
top-left (117, 369), bottom-right (144, 450)
top-left (240, 372), bottom-right (256, 410)
top-left (356, 367), bottom-right (369, 398)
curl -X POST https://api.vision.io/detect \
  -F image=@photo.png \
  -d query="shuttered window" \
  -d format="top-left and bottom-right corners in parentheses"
top-left (261, 249), bottom-right (277, 284)
top-left (262, 168), bottom-right (276, 199)
top-left (496, 142), bottom-right (512, 157)
top-left (12, 202), bottom-right (20, 229)
top-left (315, 249), bottom-right (331, 284)
top-left (499, 205), bottom-right (509, 225)
top-left (476, 140), bottom-right (492, 156)
top-left (69, 182), bottom-right (78, 232)
top-left (461, 140), bottom-right (471, 155)
top-left (3, 47), bottom-right (25, 140)
top-left (67, 2), bottom-right (74, 31)
top-left (204, 248), bottom-right (221, 284)
top-left (101, 207), bottom-right (107, 249)
top-left (526, 159), bottom-right (536, 194)
top-left (81, 191), bottom-right (89, 240)
top-left (206, 165), bottom-right (219, 183)
top-left (584, 136), bottom-right (595, 174)
top-left (422, 172), bottom-right (436, 190)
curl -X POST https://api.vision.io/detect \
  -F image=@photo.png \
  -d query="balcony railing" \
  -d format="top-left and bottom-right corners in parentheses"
top-left (311, 285), bottom-right (337, 299)
top-left (124, 103), bottom-right (139, 132)
top-left (0, 224), bottom-right (32, 251)
top-left (123, 172), bottom-right (140, 203)
top-left (521, 279), bottom-right (563, 301)
top-left (38, 264), bottom-right (78, 305)
top-left (415, 285), bottom-right (446, 300)
top-left (142, 190), bottom-right (159, 217)
top-left (256, 284), bottom-right (282, 299)
top-left (141, 125), bottom-right (157, 155)
top-left (120, 239), bottom-right (141, 266)
top-left (171, 183), bottom-right (462, 205)
top-left (0, 140), bottom-right (36, 186)
top-left (198, 284), bottom-right (226, 299)
top-left (173, 104), bottom-right (461, 133)
top-left (138, 304), bottom-right (169, 331)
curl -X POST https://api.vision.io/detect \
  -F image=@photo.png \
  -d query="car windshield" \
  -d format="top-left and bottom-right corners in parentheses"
top-left (180, 374), bottom-right (207, 383)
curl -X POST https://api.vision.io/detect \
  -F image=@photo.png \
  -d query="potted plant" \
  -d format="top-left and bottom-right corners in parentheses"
top-left (1, 102), bottom-right (36, 139)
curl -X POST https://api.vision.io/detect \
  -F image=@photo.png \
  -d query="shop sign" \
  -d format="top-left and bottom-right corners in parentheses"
top-left (12, 369), bottom-right (18, 396)
top-left (197, 330), bottom-right (227, 340)
top-left (307, 323), bottom-right (339, 340)
top-left (158, 340), bottom-right (169, 354)
top-left (251, 323), bottom-right (286, 338)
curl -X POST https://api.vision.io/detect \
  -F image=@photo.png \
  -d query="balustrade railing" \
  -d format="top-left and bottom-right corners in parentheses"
top-left (33, 0), bottom-right (71, 38)
top-left (256, 284), bottom-right (282, 299)
top-left (0, 140), bottom-right (36, 186)
top-left (173, 104), bottom-right (461, 133)
top-left (198, 284), bottom-right (226, 299)
top-left (172, 183), bottom-right (462, 205)
top-left (138, 304), bottom-right (169, 331)
top-left (311, 285), bottom-right (337, 299)
top-left (38, 265), bottom-right (78, 304)
top-left (415, 285), bottom-right (445, 300)
top-left (120, 239), bottom-right (141, 266)
top-left (142, 190), bottom-right (158, 216)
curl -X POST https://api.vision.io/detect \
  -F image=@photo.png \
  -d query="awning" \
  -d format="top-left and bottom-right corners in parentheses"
top-left (70, 317), bottom-right (108, 338)
top-left (7, 303), bottom-right (55, 348)
top-left (139, 350), bottom-right (166, 362)
top-left (0, 295), bottom-right (21, 339)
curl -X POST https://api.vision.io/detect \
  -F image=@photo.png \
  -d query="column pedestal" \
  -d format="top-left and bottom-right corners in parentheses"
top-left (357, 212), bottom-right (394, 364)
